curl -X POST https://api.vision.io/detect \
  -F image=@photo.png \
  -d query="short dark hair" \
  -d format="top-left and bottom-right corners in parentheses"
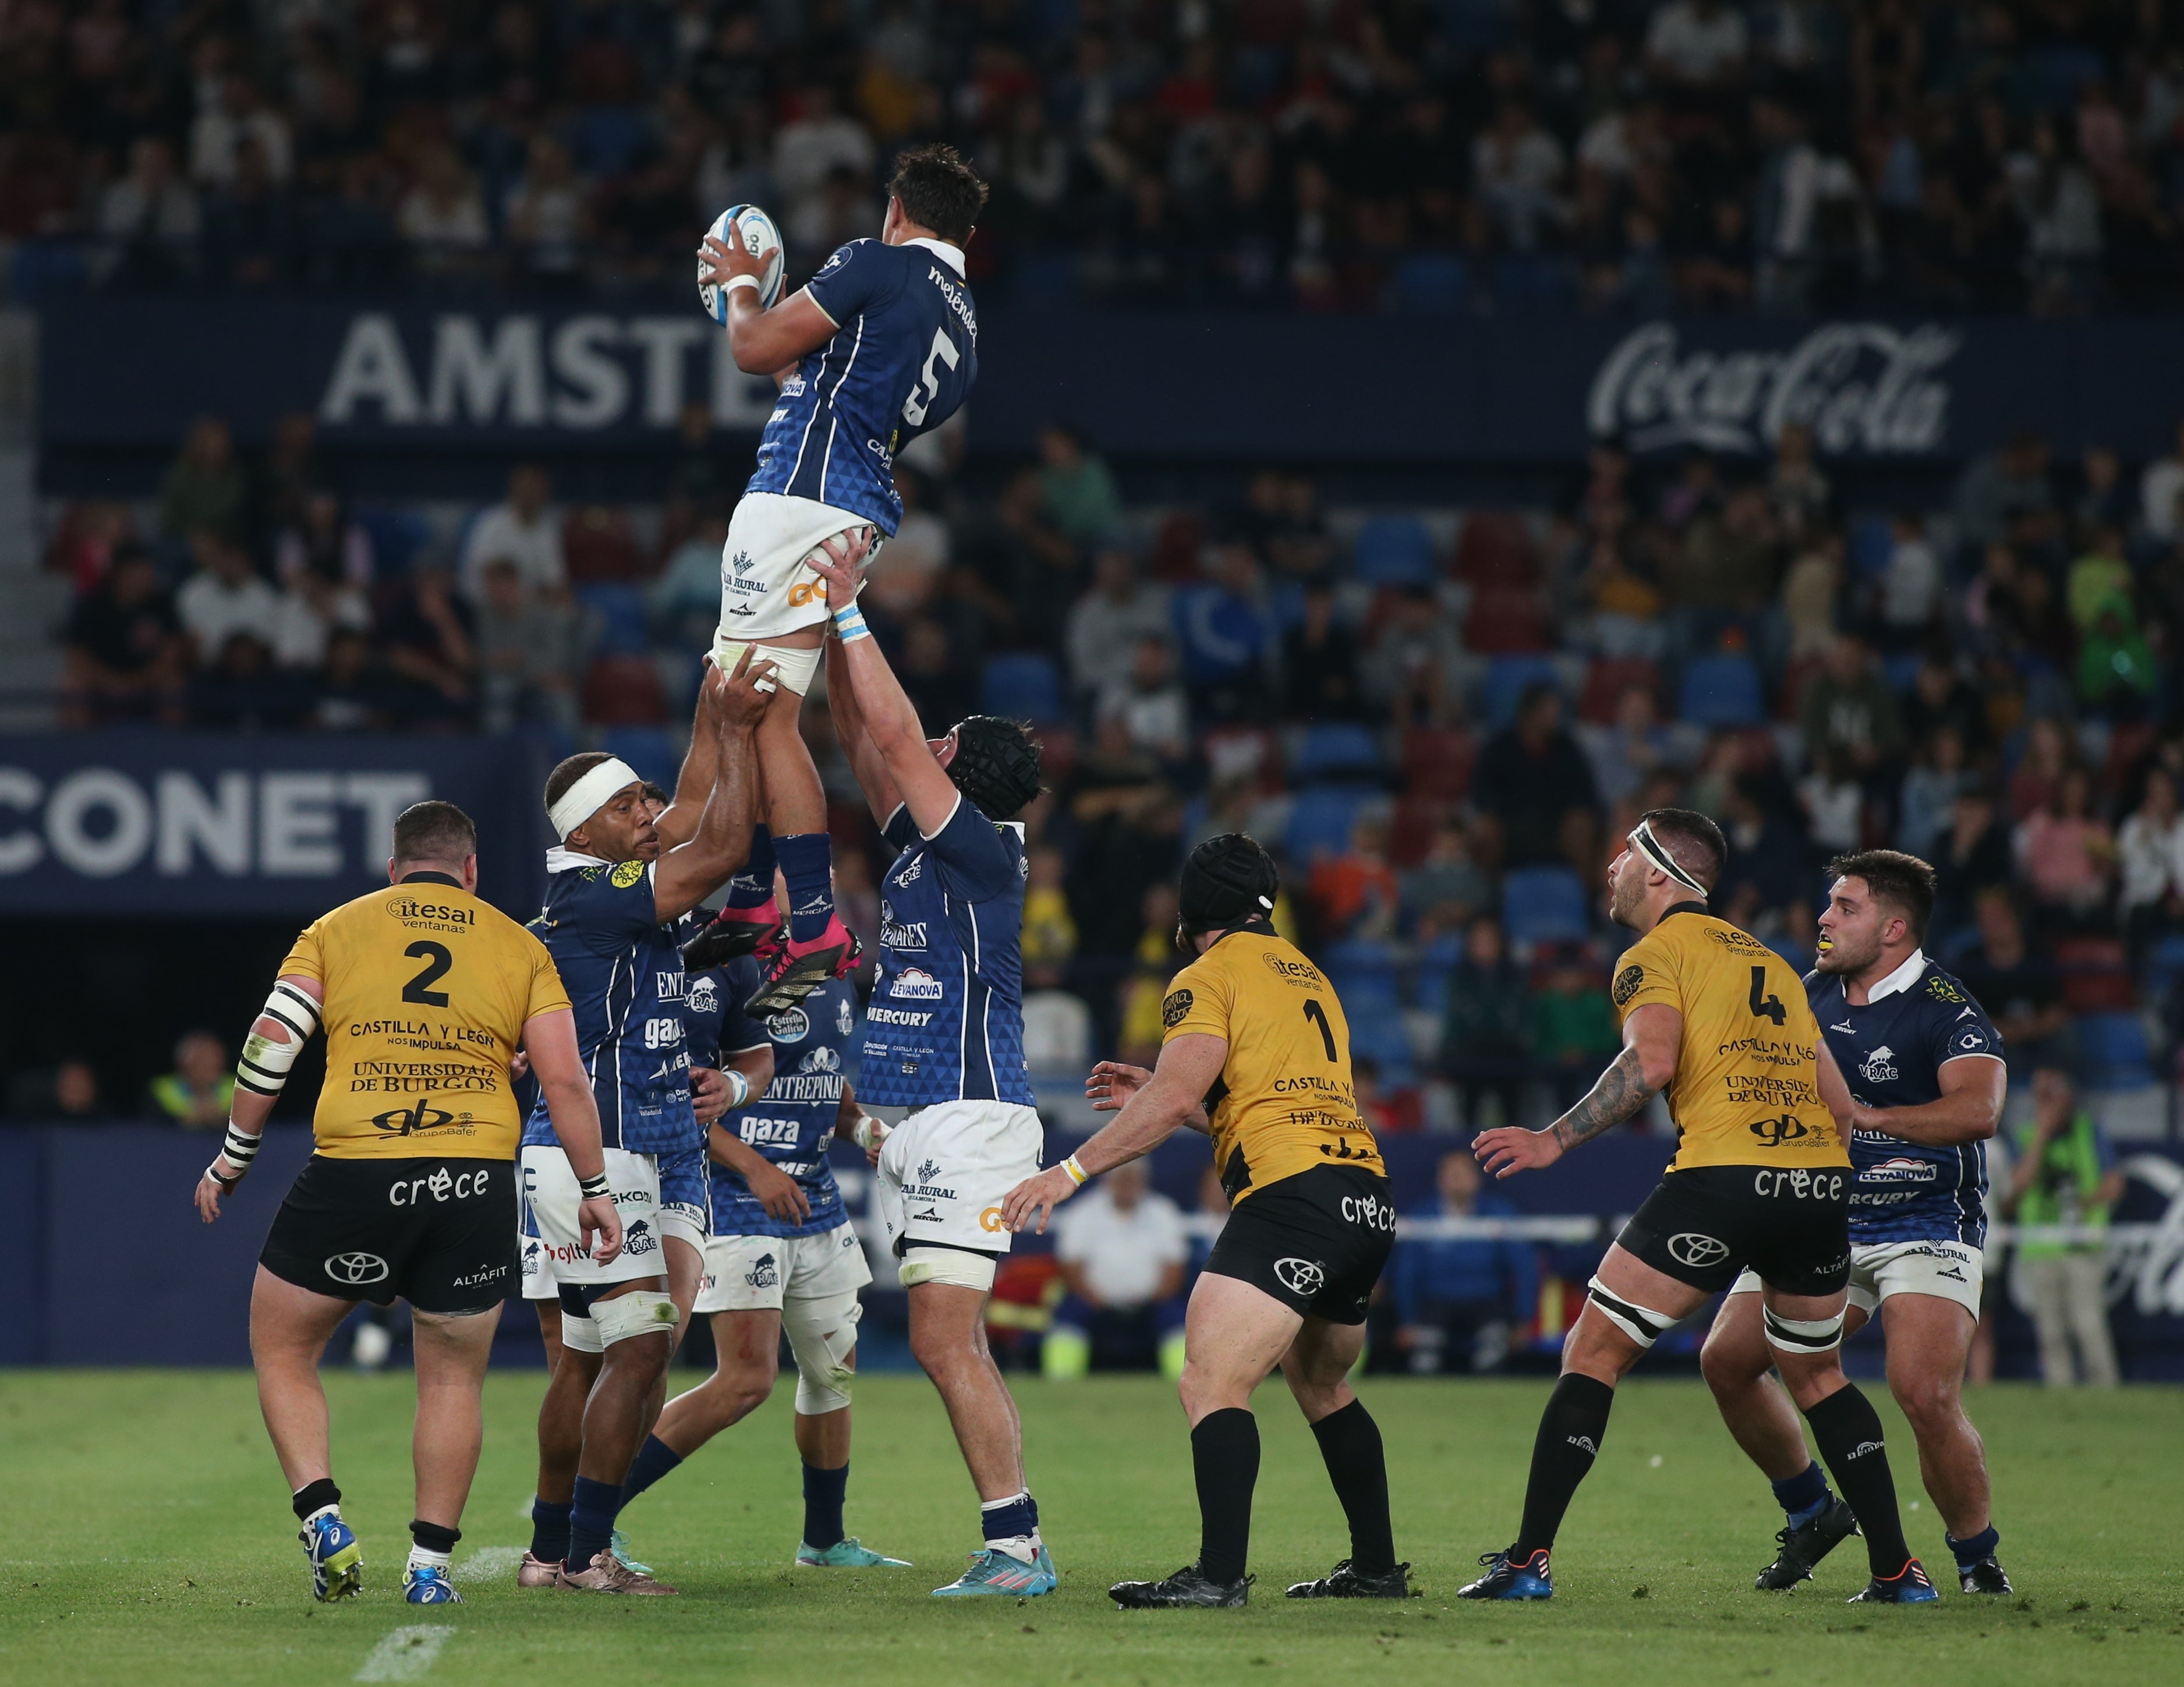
top-left (1637, 806), bottom-right (1727, 892)
top-left (392, 800), bottom-right (476, 866)
top-left (544, 751), bottom-right (614, 811)
top-left (889, 143), bottom-right (987, 245)
top-left (1831, 848), bottom-right (1937, 940)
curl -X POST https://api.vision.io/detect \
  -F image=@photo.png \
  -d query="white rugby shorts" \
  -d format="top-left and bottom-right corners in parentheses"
top-left (713, 490), bottom-right (876, 647)
top-left (874, 1100), bottom-right (1044, 1260)
top-left (1728, 1237), bottom-right (1984, 1320)
top-left (695, 1220), bottom-right (873, 1314)
top-left (519, 1144), bottom-right (667, 1287)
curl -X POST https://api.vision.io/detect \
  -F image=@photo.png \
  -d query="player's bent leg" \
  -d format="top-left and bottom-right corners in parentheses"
top-left (250, 1267), bottom-right (364, 1602)
top-left (1279, 1317), bottom-right (1410, 1601)
top-left (780, 1291), bottom-right (907, 1567)
top-left (555, 1279), bottom-right (679, 1594)
top-left (1878, 1289), bottom-right (2008, 1591)
top-left (656, 1308), bottom-right (783, 1452)
top-left (403, 1305), bottom-right (499, 1605)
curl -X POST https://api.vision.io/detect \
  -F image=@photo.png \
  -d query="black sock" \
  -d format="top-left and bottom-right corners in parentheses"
top-left (1191, 1408), bottom-right (1260, 1585)
top-left (620, 1434), bottom-right (683, 1509)
top-left (803, 1462), bottom-right (849, 1550)
top-left (1947, 1523), bottom-right (1999, 1570)
top-left (1804, 1384), bottom-right (1912, 1576)
top-left (529, 1497), bottom-right (571, 1563)
top-left (1308, 1399), bottom-right (1396, 1575)
top-left (292, 1477), bottom-right (341, 1522)
top-left (1512, 1374), bottom-right (1615, 1559)
top-left (410, 1519), bottom-right (460, 1556)
top-left (566, 1474), bottom-right (622, 1572)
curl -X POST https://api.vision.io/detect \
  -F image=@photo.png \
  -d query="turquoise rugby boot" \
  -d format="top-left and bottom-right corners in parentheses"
top-left (932, 1545), bottom-right (1057, 1597)
top-left (797, 1537), bottom-right (913, 1568)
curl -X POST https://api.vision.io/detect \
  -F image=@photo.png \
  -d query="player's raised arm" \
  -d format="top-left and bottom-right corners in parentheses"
top-left (806, 533), bottom-right (963, 836)
top-left (1474, 1003), bottom-right (1680, 1180)
top-left (194, 972), bottom-right (324, 1223)
top-left (652, 654), bottom-right (725, 852)
top-left (698, 232), bottom-right (837, 374)
top-left (654, 649), bottom-right (775, 921)
top-left (522, 1005), bottom-right (622, 1263)
top-left (824, 633), bottom-right (904, 825)
top-left (1001, 1033), bottom-right (1229, 1235)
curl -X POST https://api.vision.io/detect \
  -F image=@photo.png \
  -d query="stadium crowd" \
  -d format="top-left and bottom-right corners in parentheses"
top-left (5, 0), bottom-right (2184, 314)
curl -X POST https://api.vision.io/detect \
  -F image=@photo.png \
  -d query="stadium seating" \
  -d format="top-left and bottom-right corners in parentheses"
top-left (580, 654), bottom-right (669, 726)
top-left (1286, 786), bottom-right (1376, 864)
top-left (600, 726), bottom-right (681, 791)
top-left (1451, 512), bottom-right (1537, 588)
top-left (1351, 515), bottom-right (1440, 588)
top-left (980, 652), bottom-right (1064, 723)
top-left (1389, 252), bottom-right (1470, 314)
top-left (576, 583), bottom-right (650, 656)
top-left (1481, 654), bottom-right (1564, 726)
top-left (1291, 722), bottom-right (1384, 785)
top-left (1677, 652), bottom-right (1765, 728)
top-left (1502, 865), bottom-right (1591, 946)
top-left (2077, 1012), bottom-right (2155, 1090)
top-left (1399, 726), bottom-right (1476, 801)
top-left (1578, 656), bottom-right (1661, 724)
top-left (1463, 584), bottom-right (1549, 653)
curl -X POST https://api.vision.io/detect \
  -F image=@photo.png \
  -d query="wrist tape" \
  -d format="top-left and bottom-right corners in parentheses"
top-left (578, 1170), bottom-right (612, 1201)
top-left (833, 603), bottom-right (871, 643)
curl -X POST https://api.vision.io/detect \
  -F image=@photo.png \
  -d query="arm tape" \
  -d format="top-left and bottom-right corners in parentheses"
top-left (235, 981), bottom-right (320, 1097)
top-left (221, 1124), bottom-right (261, 1166)
top-left (723, 1068), bottom-right (751, 1110)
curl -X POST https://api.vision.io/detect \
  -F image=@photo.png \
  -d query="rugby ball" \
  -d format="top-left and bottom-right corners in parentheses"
top-left (698, 204), bottom-right (785, 322)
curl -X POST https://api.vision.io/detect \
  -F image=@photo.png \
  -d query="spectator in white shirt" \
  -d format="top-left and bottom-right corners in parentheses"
top-left (772, 84), bottom-right (875, 225)
top-left (2137, 414), bottom-right (2184, 542)
top-left (1878, 510), bottom-right (1941, 644)
top-left (1021, 963), bottom-right (1093, 1078)
top-left (1065, 544), bottom-right (1170, 699)
top-left (175, 533), bottom-right (281, 667)
top-left (1472, 100), bottom-right (1566, 249)
top-left (2119, 766), bottom-right (2184, 954)
top-left (1043, 1160), bottom-right (1191, 1379)
top-left (1098, 636), bottom-right (1191, 762)
top-left (1647, 0), bottom-right (1751, 89)
top-left (190, 75), bottom-right (292, 185)
top-left (648, 509), bottom-right (731, 646)
top-left (862, 468), bottom-right (951, 619)
top-left (99, 137), bottom-right (202, 247)
top-left (268, 569), bottom-right (371, 671)
top-left (460, 464), bottom-right (564, 601)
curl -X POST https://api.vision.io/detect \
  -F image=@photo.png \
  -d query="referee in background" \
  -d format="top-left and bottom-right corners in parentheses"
top-left (194, 800), bottom-right (622, 1607)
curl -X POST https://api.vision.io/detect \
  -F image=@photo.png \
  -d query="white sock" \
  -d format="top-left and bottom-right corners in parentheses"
top-left (407, 1545), bottom-right (452, 1574)
top-left (984, 1533), bottom-right (1038, 1564)
top-left (303, 1504), bottom-right (339, 1529)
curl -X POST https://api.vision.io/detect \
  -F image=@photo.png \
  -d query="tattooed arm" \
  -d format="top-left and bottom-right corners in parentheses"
top-left (1474, 1005), bottom-right (1682, 1180)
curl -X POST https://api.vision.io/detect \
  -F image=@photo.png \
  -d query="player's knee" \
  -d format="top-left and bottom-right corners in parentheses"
top-left (784, 1294), bottom-right (861, 1416)
top-left (1892, 1374), bottom-right (1959, 1431)
top-left (590, 1288), bottom-right (679, 1355)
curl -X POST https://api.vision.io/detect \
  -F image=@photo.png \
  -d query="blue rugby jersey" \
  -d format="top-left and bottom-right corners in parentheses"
top-left (520, 848), bottom-right (698, 1158)
top-left (1806, 951), bottom-right (2004, 1247)
top-left (685, 956), bottom-right (854, 1240)
top-left (858, 798), bottom-right (1034, 1110)
top-left (744, 237), bottom-right (978, 534)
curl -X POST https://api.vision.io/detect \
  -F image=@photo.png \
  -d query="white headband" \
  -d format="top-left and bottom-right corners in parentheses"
top-left (548, 758), bottom-right (642, 841)
top-left (1630, 819), bottom-right (1709, 896)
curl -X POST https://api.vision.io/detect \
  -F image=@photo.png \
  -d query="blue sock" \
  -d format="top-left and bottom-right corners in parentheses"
top-left (621, 1435), bottom-right (684, 1509)
top-left (802, 1461), bottom-right (849, 1550)
top-left (566, 1474), bottom-right (622, 1572)
top-left (724, 825), bottom-right (777, 909)
top-left (528, 1497), bottom-right (571, 1564)
top-left (981, 1490), bottom-right (1038, 1551)
top-left (774, 832), bottom-right (834, 942)
top-left (1771, 1460), bottom-right (1831, 1523)
top-left (1946, 1524), bottom-right (1999, 1570)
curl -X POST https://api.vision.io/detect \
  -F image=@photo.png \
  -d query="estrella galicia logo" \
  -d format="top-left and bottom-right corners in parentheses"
top-left (622, 1218), bottom-right (657, 1257)
top-left (1274, 1257), bottom-right (1326, 1296)
top-left (767, 1007), bottom-right (810, 1042)
top-left (1668, 1232), bottom-right (1730, 1269)
top-left (372, 1099), bottom-right (458, 1136)
top-left (324, 1251), bottom-right (390, 1286)
top-left (1859, 1045), bottom-right (1899, 1084)
top-left (745, 1251), bottom-right (779, 1290)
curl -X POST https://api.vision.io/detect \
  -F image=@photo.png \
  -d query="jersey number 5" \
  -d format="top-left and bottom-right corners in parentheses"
top-left (1747, 965), bottom-right (1786, 1025)
top-left (403, 940), bottom-right (452, 1008)
top-left (901, 327), bottom-right (960, 427)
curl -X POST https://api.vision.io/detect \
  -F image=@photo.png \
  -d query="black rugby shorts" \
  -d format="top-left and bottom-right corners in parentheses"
top-left (261, 1154), bottom-right (518, 1315)
top-left (1202, 1165), bottom-right (1396, 1325)
top-left (1615, 1164), bottom-right (1851, 1297)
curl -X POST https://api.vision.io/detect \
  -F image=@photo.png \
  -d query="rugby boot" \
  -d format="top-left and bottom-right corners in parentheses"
top-left (609, 1529), bottom-right (654, 1576)
top-left (1847, 1558), bottom-right (1940, 1604)
top-left (300, 1511), bottom-right (363, 1603)
top-left (402, 1564), bottom-right (462, 1604)
top-left (932, 1545), bottom-right (1057, 1597)
top-left (1457, 1547), bottom-right (1553, 1600)
top-left (556, 1550), bottom-right (679, 1594)
top-left (679, 903), bottom-right (780, 973)
top-left (1285, 1558), bottom-right (1414, 1599)
top-left (1110, 1563), bottom-right (1251, 1609)
top-left (796, 1537), bottom-right (913, 1568)
top-left (1756, 1496), bottom-right (1861, 1590)
top-left (743, 914), bottom-right (862, 1015)
top-left (1958, 1557), bottom-right (2013, 1595)
top-left (515, 1551), bottom-right (561, 1588)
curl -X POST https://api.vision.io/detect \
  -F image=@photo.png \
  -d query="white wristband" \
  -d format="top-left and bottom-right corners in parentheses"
top-left (723, 273), bottom-right (759, 296)
top-left (1063, 1154), bottom-right (1088, 1187)
top-left (723, 1069), bottom-right (751, 1110)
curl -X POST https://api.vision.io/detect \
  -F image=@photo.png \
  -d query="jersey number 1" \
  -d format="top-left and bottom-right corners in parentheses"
top-left (1302, 997), bottom-right (1338, 1061)
top-left (1747, 965), bottom-right (1786, 1025)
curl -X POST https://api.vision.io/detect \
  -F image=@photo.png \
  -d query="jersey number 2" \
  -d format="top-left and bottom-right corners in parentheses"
top-left (403, 941), bottom-right (452, 1007)
top-left (901, 327), bottom-right (960, 427)
top-left (1747, 965), bottom-right (1786, 1025)
top-left (1302, 997), bottom-right (1338, 1060)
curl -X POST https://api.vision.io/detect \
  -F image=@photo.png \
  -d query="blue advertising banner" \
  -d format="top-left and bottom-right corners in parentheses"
top-left (0, 733), bottom-right (551, 918)
top-left (38, 297), bottom-right (2184, 464)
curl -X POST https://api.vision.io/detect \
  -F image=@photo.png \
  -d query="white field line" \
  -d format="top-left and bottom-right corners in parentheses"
top-left (454, 1545), bottom-right (526, 1583)
top-left (355, 1625), bottom-right (457, 1682)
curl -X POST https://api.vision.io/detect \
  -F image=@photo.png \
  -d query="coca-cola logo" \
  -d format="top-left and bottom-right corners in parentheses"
top-left (2104, 1155), bottom-right (2184, 1316)
top-left (1587, 321), bottom-right (1959, 455)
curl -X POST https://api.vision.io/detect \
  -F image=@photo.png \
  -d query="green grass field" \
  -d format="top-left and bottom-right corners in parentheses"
top-left (1, 1370), bottom-right (2176, 1686)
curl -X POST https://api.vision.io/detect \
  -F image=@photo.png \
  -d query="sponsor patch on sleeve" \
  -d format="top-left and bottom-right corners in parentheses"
top-left (611, 860), bottom-right (646, 889)
top-left (1612, 964), bottom-right (1644, 1007)
top-left (1925, 976), bottom-right (1965, 1004)
top-left (1162, 988), bottom-right (1194, 1029)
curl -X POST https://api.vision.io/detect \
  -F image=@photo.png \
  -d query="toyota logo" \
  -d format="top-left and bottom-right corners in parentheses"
top-left (324, 1251), bottom-right (390, 1286)
top-left (1274, 1257), bottom-right (1326, 1296)
top-left (1666, 1233), bottom-right (1729, 1269)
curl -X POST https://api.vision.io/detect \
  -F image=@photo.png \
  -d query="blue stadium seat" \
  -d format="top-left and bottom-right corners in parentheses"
top-left (1352, 515), bottom-right (1439, 587)
top-left (1293, 723), bottom-right (1383, 784)
top-left (576, 583), bottom-right (649, 655)
top-left (2077, 1013), bottom-right (2153, 1090)
top-left (1481, 654), bottom-right (1563, 727)
top-left (1332, 971), bottom-right (1414, 1081)
top-left (1286, 787), bottom-right (1374, 864)
top-left (979, 652), bottom-right (1064, 723)
top-left (1882, 653), bottom-right (1923, 695)
top-left (1677, 652), bottom-right (1764, 727)
top-left (1390, 253), bottom-right (1470, 314)
top-left (354, 505), bottom-right (432, 578)
top-left (599, 726), bottom-right (681, 791)
top-left (1849, 514), bottom-right (1895, 579)
top-left (1411, 931), bottom-right (1464, 1019)
top-left (1491, 253), bottom-right (1576, 314)
top-left (1323, 938), bottom-right (1399, 982)
top-left (1502, 866), bottom-right (1590, 946)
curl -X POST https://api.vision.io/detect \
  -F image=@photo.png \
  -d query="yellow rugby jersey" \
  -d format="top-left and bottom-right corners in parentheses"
top-left (277, 876), bottom-right (571, 1161)
top-left (1162, 927), bottom-right (1384, 1204)
top-left (1610, 904), bottom-right (1847, 1173)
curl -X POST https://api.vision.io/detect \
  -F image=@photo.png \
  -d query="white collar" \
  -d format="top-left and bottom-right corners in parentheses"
top-left (905, 235), bottom-right (966, 274)
top-left (1863, 947), bottom-right (1928, 1002)
top-left (545, 846), bottom-right (610, 875)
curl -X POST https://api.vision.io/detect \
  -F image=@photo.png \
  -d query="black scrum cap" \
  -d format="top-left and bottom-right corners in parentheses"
top-left (1179, 833), bottom-right (1279, 931)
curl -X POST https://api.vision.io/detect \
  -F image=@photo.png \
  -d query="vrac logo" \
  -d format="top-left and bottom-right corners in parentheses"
top-left (1860, 1045), bottom-right (1899, 1084)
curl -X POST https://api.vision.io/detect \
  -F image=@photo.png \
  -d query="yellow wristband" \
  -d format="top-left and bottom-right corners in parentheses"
top-left (1063, 1154), bottom-right (1088, 1186)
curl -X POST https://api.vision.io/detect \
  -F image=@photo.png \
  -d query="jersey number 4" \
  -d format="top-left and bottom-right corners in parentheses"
top-left (1747, 965), bottom-right (1786, 1025)
top-left (901, 327), bottom-right (960, 427)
